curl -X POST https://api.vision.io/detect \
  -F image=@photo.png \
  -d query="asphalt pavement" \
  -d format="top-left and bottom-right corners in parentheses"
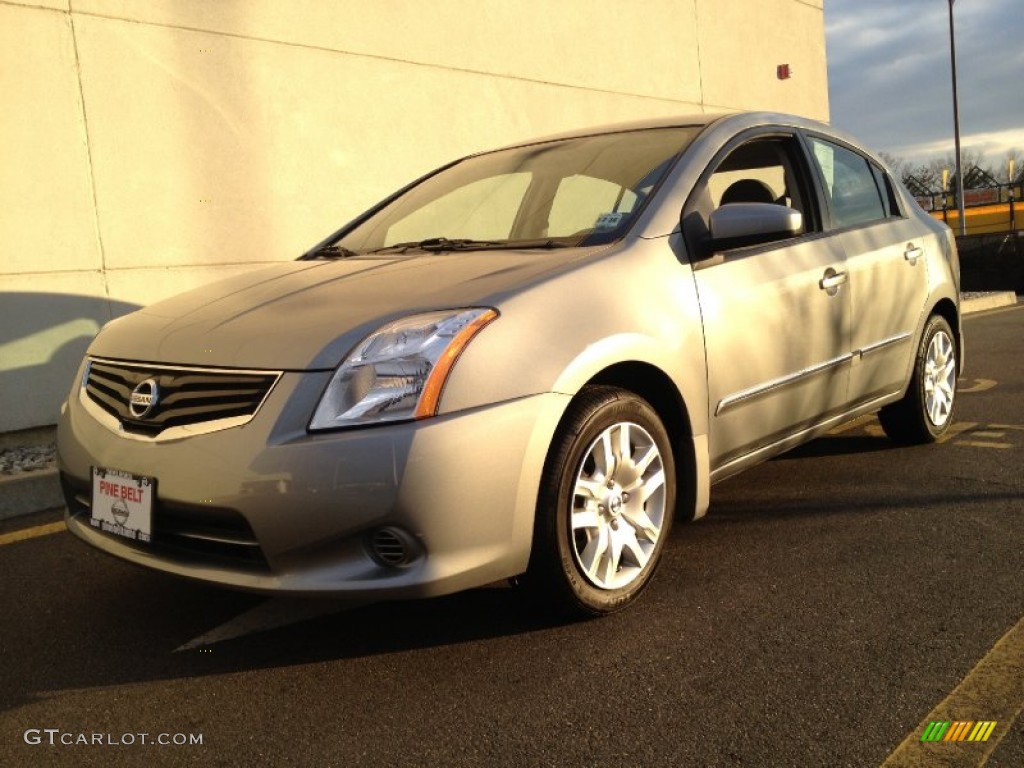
top-left (0, 303), bottom-right (1021, 767)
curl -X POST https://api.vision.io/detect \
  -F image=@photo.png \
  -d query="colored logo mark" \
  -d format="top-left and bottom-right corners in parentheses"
top-left (921, 721), bottom-right (997, 743)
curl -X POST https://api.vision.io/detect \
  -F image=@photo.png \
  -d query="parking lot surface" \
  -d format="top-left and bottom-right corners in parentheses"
top-left (1, 304), bottom-right (1021, 767)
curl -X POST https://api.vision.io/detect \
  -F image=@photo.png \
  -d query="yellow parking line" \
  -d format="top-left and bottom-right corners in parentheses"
top-left (959, 378), bottom-right (998, 393)
top-left (957, 441), bottom-right (1013, 450)
top-left (936, 422), bottom-right (977, 444)
top-left (880, 615), bottom-right (1024, 766)
top-left (0, 521), bottom-right (66, 547)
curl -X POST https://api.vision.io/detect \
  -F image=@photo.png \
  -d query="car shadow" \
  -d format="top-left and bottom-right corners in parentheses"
top-left (0, 531), bottom-right (584, 714)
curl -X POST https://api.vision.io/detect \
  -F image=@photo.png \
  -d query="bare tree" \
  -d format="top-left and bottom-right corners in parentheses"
top-left (879, 151), bottom-right (908, 180)
top-left (923, 148), bottom-right (999, 192)
top-left (872, 147), bottom-right (1019, 192)
top-left (926, 147), bottom-right (984, 177)
top-left (906, 164), bottom-right (942, 194)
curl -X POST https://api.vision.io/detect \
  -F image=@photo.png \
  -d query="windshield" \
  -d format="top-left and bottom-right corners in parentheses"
top-left (317, 126), bottom-right (700, 255)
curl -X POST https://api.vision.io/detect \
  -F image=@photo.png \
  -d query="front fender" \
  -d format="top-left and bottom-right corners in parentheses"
top-left (438, 240), bottom-right (711, 437)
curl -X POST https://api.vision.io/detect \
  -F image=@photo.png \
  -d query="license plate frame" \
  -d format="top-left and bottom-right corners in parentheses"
top-left (90, 466), bottom-right (155, 543)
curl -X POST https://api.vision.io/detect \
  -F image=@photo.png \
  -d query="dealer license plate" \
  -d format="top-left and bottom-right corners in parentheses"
top-left (90, 467), bottom-right (155, 543)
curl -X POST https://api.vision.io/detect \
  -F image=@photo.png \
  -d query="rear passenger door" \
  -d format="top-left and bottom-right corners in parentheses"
top-left (805, 136), bottom-right (929, 407)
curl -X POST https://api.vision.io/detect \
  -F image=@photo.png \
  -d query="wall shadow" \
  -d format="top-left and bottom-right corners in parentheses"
top-left (0, 292), bottom-right (141, 432)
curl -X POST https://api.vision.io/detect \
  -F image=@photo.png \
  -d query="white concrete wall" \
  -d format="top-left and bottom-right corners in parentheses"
top-left (0, 0), bottom-right (827, 432)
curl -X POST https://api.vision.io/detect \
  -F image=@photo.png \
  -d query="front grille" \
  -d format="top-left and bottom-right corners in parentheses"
top-left (85, 359), bottom-right (279, 436)
top-left (61, 473), bottom-right (269, 571)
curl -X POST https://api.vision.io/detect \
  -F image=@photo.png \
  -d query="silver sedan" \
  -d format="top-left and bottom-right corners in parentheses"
top-left (57, 112), bottom-right (961, 615)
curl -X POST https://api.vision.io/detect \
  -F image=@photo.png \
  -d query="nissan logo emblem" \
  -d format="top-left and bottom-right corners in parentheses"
top-left (128, 378), bottom-right (160, 418)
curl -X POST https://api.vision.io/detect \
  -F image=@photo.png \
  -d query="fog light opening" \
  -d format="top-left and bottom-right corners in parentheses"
top-left (368, 527), bottom-right (418, 568)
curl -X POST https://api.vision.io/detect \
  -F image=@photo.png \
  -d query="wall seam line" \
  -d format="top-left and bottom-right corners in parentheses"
top-left (68, 7), bottom-right (111, 316)
top-left (66, 8), bottom-right (703, 108)
top-left (693, 0), bottom-right (706, 109)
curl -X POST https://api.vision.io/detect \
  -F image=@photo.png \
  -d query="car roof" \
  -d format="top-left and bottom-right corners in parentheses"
top-left (480, 111), bottom-right (883, 173)
top-left (484, 112), bottom-right (830, 151)
top-left (480, 114), bottom-right (720, 155)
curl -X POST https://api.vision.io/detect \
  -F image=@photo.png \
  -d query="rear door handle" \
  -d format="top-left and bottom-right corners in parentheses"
top-left (819, 268), bottom-right (848, 295)
top-left (904, 244), bottom-right (923, 264)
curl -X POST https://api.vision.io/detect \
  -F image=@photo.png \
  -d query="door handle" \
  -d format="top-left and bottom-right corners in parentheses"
top-left (819, 268), bottom-right (848, 295)
top-left (904, 244), bottom-right (923, 264)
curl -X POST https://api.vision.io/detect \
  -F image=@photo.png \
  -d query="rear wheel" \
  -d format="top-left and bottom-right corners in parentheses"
top-left (527, 386), bottom-right (675, 617)
top-left (879, 315), bottom-right (957, 444)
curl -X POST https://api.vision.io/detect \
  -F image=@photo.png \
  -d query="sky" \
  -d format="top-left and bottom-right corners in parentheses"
top-left (825, 0), bottom-right (1024, 174)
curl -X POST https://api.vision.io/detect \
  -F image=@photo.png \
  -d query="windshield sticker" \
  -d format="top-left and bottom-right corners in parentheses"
top-left (595, 212), bottom-right (625, 230)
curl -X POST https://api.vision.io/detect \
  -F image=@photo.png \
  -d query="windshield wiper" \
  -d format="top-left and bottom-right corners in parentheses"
top-left (365, 237), bottom-right (578, 254)
top-left (420, 237), bottom-right (505, 250)
top-left (502, 238), bottom-right (577, 250)
top-left (309, 244), bottom-right (359, 259)
top-left (365, 237), bottom-right (505, 254)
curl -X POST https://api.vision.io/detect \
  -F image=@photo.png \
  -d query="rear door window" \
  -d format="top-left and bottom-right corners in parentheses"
top-left (808, 137), bottom-right (887, 229)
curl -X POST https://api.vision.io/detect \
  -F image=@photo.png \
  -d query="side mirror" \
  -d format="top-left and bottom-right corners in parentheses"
top-left (708, 203), bottom-right (803, 250)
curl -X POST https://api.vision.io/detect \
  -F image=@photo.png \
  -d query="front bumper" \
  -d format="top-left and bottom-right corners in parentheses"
top-left (58, 366), bottom-right (569, 599)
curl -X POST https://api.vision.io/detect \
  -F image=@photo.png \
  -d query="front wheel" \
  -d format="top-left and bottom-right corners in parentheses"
top-left (526, 386), bottom-right (675, 617)
top-left (879, 315), bottom-right (957, 444)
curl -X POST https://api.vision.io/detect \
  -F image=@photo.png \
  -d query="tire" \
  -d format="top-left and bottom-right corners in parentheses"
top-left (878, 315), bottom-right (957, 444)
top-left (526, 386), bottom-right (675, 617)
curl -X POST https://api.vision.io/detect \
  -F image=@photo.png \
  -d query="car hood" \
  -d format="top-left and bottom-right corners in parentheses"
top-left (88, 250), bottom-right (598, 370)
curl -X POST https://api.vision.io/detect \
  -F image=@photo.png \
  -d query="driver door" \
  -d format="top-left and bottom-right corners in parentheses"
top-left (685, 133), bottom-right (851, 473)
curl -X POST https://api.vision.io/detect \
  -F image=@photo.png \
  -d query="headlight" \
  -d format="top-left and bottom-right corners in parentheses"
top-left (309, 308), bottom-right (498, 430)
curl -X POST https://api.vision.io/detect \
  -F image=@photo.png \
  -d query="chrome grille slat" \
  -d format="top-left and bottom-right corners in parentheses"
top-left (139, 403), bottom-right (259, 426)
top-left (159, 387), bottom-right (268, 405)
top-left (85, 359), bottom-right (279, 437)
top-left (169, 530), bottom-right (264, 548)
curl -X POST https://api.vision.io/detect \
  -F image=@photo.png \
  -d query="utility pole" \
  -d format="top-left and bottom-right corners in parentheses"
top-left (1010, 158), bottom-right (1017, 233)
top-left (948, 0), bottom-right (967, 235)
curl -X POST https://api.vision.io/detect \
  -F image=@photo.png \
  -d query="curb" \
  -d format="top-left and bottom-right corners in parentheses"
top-left (0, 294), bottom-right (1018, 525)
top-left (961, 291), bottom-right (1018, 314)
top-left (0, 468), bottom-right (63, 522)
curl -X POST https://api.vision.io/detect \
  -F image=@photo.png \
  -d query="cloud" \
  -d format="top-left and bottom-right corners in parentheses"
top-left (826, 0), bottom-right (1024, 165)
